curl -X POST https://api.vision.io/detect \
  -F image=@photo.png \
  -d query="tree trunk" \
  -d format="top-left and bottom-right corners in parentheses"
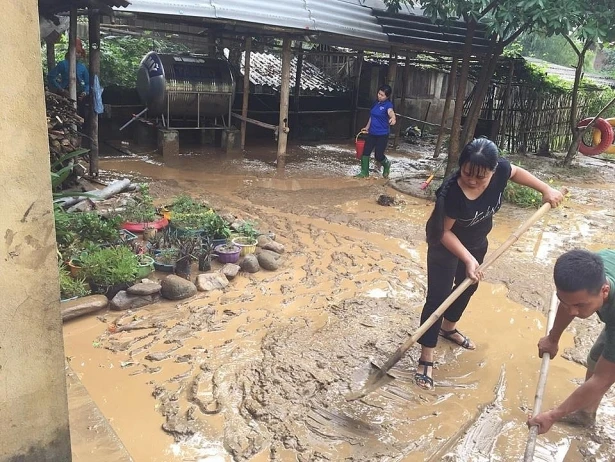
top-left (563, 44), bottom-right (589, 166)
top-left (446, 20), bottom-right (476, 176)
top-left (461, 44), bottom-right (501, 146)
top-left (276, 38), bottom-right (291, 175)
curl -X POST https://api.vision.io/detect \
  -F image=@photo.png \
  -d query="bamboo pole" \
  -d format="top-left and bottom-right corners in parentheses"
top-left (276, 38), bottom-right (291, 175)
top-left (394, 53), bottom-right (411, 149)
top-left (88, 10), bottom-right (101, 176)
top-left (240, 36), bottom-right (251, 150)
top-left (68, 7), bottom-right (78, 107)
top-left (524, 291), bottom-right (559, 461)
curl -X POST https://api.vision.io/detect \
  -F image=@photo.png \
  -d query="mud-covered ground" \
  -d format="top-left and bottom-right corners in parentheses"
top-left (64, 139), bottom-right (615, 461)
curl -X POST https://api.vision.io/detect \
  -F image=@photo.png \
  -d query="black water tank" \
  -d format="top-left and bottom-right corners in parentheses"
top-left (136, 52), bottom-right (236, 118)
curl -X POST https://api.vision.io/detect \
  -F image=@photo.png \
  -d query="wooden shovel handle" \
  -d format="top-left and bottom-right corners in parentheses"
top-left (523, 290), bottom-right (559, 461)
top-left (378, 189), bottom-right (566, 375)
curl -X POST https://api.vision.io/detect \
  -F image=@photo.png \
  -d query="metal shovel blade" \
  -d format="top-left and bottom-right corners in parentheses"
top-left (345, 361), bottom-right (395, 401)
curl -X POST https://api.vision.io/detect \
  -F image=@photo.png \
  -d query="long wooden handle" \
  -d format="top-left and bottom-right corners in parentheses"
top-left (377, 191), bottom-right (566, 375)
top-left (523, 291), bottom-right (559, 461)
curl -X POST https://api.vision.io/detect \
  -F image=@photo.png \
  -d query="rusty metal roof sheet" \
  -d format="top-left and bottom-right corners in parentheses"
top-left (236, 51), bottom-right (348, 94)
top-left (40, 0), bottom-right (130, 15)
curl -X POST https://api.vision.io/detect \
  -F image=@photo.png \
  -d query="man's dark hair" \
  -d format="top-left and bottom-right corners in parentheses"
top-left (554, 249), bottom-right (606, 294)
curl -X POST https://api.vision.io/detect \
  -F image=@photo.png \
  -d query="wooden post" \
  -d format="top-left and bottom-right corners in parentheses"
top-left (88, 10), bottom-right (101, 176)
top-left (276, 38), bottom-right (291, 175)
top-left (68, 7), bottom-right (78, 107)
top-left (240, 36), bottom-right (251, 150)
top-left (351, 50), bottom-right (364, 137)
top-left (294, 51), bottom-right (303, 132)
top-left (394, 53), bottom-right (411, 148)
top-left (46, 37), bottom-right (56, 74)
top-left (386, 48), bottom-right (397, 96)
top-left (434, 57), bottom-right (458, 158)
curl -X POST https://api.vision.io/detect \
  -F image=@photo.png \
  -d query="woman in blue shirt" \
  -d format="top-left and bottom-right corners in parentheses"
top-left (356, 84), bottom-right (396, 178)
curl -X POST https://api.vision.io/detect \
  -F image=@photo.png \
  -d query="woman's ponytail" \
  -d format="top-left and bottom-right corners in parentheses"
top-left (425, 172), bottom-right (459, 246)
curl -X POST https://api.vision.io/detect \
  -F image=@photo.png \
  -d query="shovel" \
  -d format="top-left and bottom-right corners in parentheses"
top-left (523, 290), bottom-right (559, 461)
top-left (346, 190), bottom-right (566, 401)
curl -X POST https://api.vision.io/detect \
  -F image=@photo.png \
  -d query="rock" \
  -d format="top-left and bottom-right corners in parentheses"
top-left (196, 273), bottom-right (229, 291)
top-left (257, 249), bottom-right (282, 271)
top-left (161, 274), bottom-right (197, 300)
top-left (127, 282), bottom-right (161, 296)
top-left (110, 291), bottom-right (160, 311)
top-left (262, 240), bottom-right (285, 254)
top-left (257, 235), bottom-right (270, 247)
top-left (61, 295), bottom-right (108, 321)
top-left (220, 263), bottom-right (240, 279)
top-left (240, 254), bottom-right (260, 273)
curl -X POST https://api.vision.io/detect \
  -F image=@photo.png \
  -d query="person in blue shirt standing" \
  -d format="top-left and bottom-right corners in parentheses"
top-left (355, 84), bottom-right (396, 178)
top-left (48, 50), bottom-right (90, 100)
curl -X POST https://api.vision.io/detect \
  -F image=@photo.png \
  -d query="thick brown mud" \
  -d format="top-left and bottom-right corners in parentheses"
top-left (64, 142), bottom-right (615, 461)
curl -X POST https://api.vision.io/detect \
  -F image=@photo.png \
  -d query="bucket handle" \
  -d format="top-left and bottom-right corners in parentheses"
top-left (356, 128), bottom-right (368, 143)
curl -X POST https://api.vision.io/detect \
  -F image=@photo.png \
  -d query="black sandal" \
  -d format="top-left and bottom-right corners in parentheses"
top-left (414, 359), bottom-right (434, 390)
top-left (439, 328), bottom-right (475, 350)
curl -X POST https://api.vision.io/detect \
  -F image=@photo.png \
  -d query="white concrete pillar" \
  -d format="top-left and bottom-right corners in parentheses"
top-left (0, 2), bottom-right (72, 461)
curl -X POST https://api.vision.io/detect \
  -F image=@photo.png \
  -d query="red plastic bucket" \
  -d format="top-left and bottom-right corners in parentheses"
top-left (355, 137), bottom-right (365, 159)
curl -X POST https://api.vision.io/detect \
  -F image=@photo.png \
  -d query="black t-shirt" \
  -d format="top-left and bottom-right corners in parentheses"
top-left (444, 158), bottom-right (512, 248)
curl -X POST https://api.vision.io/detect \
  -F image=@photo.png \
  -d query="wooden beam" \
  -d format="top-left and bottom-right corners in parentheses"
top-left (294, 50), bottom-right (303, 130)
top-left (232, 113), bottom-right (278, 132)
top-left (277, 38), bottom-right (291, 175)
top-left (46, 38), bottom-right (56, 74)
top-left (351, 50), bottom-right (364, 137)
top-left (88, 10), bottom-right (101, 176)
top-left (394, 53), bottom-right (411, 148)
top-left (240, 36), bottom-right (251, 150)
top-left (387, 48), bottom-right (398, 95)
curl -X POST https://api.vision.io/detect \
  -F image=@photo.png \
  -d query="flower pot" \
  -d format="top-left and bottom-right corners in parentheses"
top-left (168, 221), bottom-right (205, 238)
top-left (198, 256), bottom-right (212, 272)
top-left (67, 259), bottom-right (82, 278)
top-left (121, 216), bottom-right (169, 233)
top-left (119, 229), bottom-right (138, 243)
top-left (231, 237), bottom-right (257, 256)
top-left (214, 244), bottom-right (241, 264)
top-left (174, 258), bottom-right (192, 280)
top-left (211, 237), bottom-right (228, 248)
top-left (136, 255), bottom-right (155, 279)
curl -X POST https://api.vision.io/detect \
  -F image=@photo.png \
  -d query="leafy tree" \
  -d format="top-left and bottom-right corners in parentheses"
top-left (516, 33), bottom-right (581, 68)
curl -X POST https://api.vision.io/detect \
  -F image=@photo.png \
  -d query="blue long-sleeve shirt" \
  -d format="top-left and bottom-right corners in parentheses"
top-left (48, 59), bottom-right (90, 95)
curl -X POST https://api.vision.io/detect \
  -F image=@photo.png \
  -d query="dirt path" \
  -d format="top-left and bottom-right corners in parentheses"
top-left (64, 143), bottom-right (615, 461)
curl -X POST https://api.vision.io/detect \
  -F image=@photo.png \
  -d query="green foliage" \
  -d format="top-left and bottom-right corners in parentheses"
top-left (236, 221), bottom-right (260, 240)
top-left (120, 183), bottom-right (158, 223)
top-left (170, 194), bottom-right (206, 214)
top-left (503, 182), bottom-right (542, 208)
top-left (155, 248), bottom-right (179, 265)
top-left (80, 246), bottom-right (139, 287)
top-left (203, 213), bottom-right (231, 239)
top-left (99, 36), bottom-right (189, 87)
top-left (59, 265), bottom-right (91, 300)
top-left (515, 33), bottom-right (580, 67)
top-left (170, 212), bottom-right (208, 231)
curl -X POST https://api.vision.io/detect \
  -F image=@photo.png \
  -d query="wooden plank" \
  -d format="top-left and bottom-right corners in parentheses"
top-left (277, 38), bottom-right (291, 174)
top-left (231, 113), bottom-right (278, 131)
top-left (241, 36), bottom-right (251, 150)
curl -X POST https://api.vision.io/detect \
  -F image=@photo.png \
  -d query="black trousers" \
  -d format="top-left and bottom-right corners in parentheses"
top-left (418, 240), bottom-right (489, 348)
top-left (362, 134), bottom-right (388, 162)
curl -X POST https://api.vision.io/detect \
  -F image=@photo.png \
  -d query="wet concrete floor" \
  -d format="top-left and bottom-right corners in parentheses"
top-left (65, 141), bottom-right (615, 461)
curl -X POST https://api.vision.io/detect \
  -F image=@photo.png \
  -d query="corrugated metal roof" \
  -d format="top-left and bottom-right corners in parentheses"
top-left (119, 0), bottom-right (389, 45)
top-left (237, 51), bottom-right (348, 93)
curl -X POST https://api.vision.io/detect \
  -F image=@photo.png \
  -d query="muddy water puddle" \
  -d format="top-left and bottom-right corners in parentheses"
top-left (65, 154), bottom-right (615, 461)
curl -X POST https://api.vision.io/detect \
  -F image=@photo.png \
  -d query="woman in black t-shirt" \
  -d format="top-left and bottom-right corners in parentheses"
top-left (415, 138), bottom-right (563, 390)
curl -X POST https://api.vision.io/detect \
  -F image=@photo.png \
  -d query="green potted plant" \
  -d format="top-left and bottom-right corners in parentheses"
top-left (79, 246), bottom-right (139, 298)
top-left (136, 254), bottom-right (155, 279)
top-left (232, 221), bottom-right (259, 256)
top-left (203, 212), bottom-right (231, 247)
top-left (214, 243), bottom-right (241, 264)
top-left (170, 234), bottom-right (201, 280)
top-left (59, 265), bottom-right (91, 301)
top-left (153, 248), bottom-right (178, 273)
top-left (198, 236), bottom-right (215, 272)
top-left (120, 184), bottom-right (166, 232)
